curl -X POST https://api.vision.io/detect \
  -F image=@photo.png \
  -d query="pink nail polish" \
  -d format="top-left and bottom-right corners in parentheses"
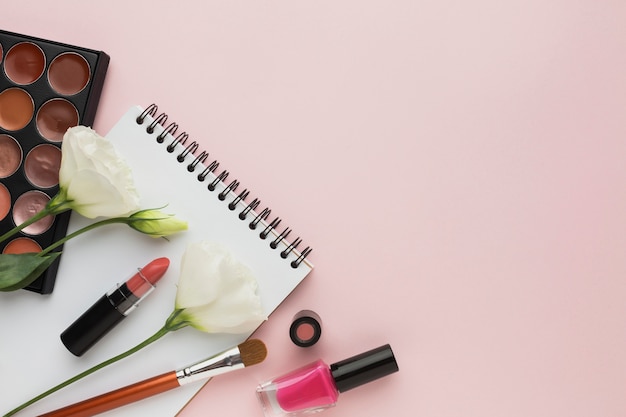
top-left (256, 344), bottom-right (398, 416)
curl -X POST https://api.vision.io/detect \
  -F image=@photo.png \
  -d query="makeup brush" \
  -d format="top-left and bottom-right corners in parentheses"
top-left (39, 339), bottom-right (267, 417)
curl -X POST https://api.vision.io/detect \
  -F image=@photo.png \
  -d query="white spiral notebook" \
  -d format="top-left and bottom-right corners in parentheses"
top-left (0, 105), bottom-right (313, 416)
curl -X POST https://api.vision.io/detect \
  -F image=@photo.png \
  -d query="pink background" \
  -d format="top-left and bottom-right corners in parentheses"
top-left (3, 1), bottom-right (625, 416)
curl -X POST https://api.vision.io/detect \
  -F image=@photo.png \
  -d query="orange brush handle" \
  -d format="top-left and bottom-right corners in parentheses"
top-left (39, 371), bottom-right (180, 417)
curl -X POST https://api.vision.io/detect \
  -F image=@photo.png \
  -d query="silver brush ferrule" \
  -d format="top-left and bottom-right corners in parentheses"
top-left (175, 345), bottom-right (245, 385)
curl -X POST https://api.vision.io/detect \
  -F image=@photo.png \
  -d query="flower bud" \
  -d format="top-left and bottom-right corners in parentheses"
top-left (127, 209), bottom-right (188, 238)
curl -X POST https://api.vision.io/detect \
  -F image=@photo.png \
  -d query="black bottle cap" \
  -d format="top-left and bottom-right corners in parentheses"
top-left (330, 344), bottom-right (399, 393)
top-left (289, 310), bottom-right (322, 347)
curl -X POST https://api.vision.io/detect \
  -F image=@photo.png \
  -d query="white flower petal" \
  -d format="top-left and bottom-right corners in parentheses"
top-left (175, 241), bottom-right (223, 309)
top-left (175, 241), bottom-right (267, 334)
top-left (65, 170), bottom-right (136, 218)
top-left (184, 298), bottom-right (266, 334)
top-left (59, 126), bottom-right (140, 218)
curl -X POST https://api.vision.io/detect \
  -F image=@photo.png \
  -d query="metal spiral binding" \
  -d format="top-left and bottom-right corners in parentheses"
top-left (228, 188), bottom-right (249, 210)
top-left (188, 151), bottom-right (208, 172)
top-left (219, 180), bottom-right (239, 201)
top-left (197, 160), bottom-right (219, 182)
top-left (135, 104), bottom-right (312, 268)
top-left (178, 141), bottom-right (199, 163)
top-left (168, 133), bottom-right (189, 153)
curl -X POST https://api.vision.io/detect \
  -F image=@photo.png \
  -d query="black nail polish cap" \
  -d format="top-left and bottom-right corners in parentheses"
top-left (330, 344), bottom-right (399, 393)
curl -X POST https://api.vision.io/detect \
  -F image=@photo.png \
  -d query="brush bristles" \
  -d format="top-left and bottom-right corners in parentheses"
top-left (238, 339), bottom-right (267, 367)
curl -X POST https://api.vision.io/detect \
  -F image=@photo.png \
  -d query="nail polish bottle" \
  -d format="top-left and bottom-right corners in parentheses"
top-left (256, 344), bottom-right (398, 416)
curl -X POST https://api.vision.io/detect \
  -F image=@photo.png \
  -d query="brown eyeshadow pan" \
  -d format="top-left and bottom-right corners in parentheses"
top-left (3, 236), bottom-right (42, 254)
top-left (48, 52), bottom-right (90, 95)
top-left (36, 98), bottom-right (80, 142)
top-left (0, 29), bottom-right (109, 294)
top-left (0, 183), bottom-right (10, 221)
top-left (0, 134), bottom-right (22, 178)
top-left (24, 144), bottom-right (61, 188)
top-left (4, 42), bottom-right (46, 85)
top-left (12, 190), bottom-right (54, 235)
top-left (0, 88), bottom-right (34, 131)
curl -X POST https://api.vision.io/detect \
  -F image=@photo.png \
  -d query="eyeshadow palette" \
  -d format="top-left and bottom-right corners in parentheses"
top-left (0, 29), bottom-right (109, 294)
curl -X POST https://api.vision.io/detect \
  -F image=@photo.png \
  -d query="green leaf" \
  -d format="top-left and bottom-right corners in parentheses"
top-left (0, 253), bottom-right (62, 291)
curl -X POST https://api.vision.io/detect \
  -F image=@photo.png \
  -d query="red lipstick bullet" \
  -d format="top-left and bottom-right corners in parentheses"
top-left (60, 257), bottom-right (170, 356)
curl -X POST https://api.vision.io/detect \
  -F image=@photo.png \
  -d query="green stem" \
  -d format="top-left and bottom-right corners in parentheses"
top-left (0, 207), bottom-right (53, 244)
top-left (0, 192), bottom-right (72, 244)
top-left (3, 326), bottom-right (172, 417)
top-left (38, 217), bottom-right (131, 256)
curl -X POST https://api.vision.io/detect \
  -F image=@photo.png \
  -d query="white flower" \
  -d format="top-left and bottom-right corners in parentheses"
top-left (175, 241), bottom-right (266, 334)
top-left (57, 126), bottom-right (140, 218)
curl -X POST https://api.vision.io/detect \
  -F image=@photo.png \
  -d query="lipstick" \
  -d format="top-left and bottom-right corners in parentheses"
top-left (60, 257), bottom-right (170, 356)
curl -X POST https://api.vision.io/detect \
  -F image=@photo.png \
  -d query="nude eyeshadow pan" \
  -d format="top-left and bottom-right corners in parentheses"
top-left (0, 29), bottom-right (109, 294)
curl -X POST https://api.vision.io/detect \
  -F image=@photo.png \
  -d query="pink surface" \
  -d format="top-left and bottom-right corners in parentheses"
top-left (2, 1), bottom-right (625, 416)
